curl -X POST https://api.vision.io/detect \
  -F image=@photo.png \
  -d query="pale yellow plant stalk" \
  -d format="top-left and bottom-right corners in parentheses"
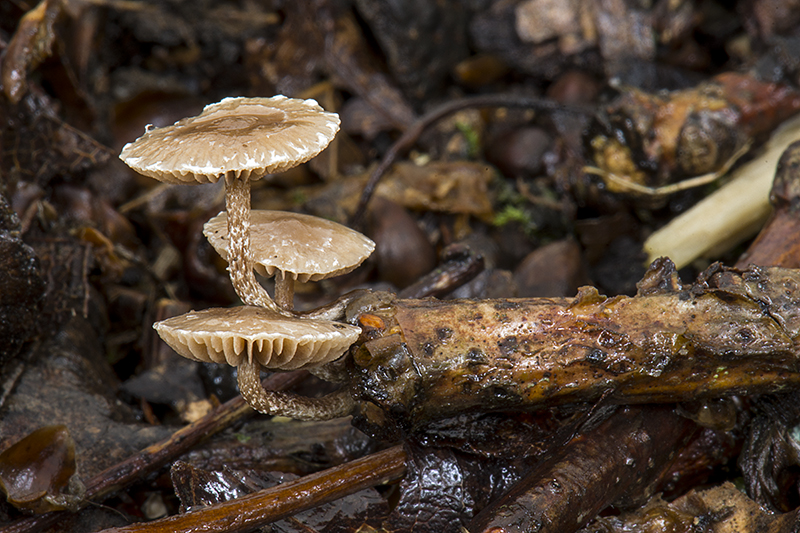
top-left (644, 113), bottom-right (800, 268)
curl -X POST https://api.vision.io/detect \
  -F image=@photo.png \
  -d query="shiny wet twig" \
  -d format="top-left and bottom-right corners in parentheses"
top-left (97, 445), bottom-right (407, 533)
top-left (397, 241), bottom-right (485, 299)
top-left (468, 405), bottom-right (698, 533)
top-left (389, 402), bottom-right (695, 533)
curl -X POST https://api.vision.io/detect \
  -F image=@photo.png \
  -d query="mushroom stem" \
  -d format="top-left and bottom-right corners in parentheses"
top-left (237, 357), bottom-right (356, 420)
top-left (224, 175), bottom-right (284, 314)
top-left (274, 275), bottom-right (295, 310)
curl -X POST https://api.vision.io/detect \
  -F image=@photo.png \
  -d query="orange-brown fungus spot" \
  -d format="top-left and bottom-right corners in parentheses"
top-left (359, 314), bottom-right (385, 331)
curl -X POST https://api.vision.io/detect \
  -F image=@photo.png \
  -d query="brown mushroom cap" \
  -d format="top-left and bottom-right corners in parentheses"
top-left (204, 210), bottom-right (376, 283)
top-left (154, 306), bottom-right (360, 370)
top-left (119, 95), bottom-right (340, 184)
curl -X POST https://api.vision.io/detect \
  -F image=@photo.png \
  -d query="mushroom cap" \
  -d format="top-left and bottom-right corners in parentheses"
top-left (119, 96), bottom-right (340, 184)
top-left (154, 306), bottom-right (360, 370)
top-left (204, 210), bottom-right (376, 283)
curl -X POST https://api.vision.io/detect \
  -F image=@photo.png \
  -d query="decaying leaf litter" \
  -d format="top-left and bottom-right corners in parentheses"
top-left (3, 1), bottom-right (800, 532)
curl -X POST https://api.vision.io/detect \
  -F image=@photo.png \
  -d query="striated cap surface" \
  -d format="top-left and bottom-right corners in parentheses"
top-left (204, 210), bottom-right (375, 282)
top-left (119, 96), bottom-right (340, 184)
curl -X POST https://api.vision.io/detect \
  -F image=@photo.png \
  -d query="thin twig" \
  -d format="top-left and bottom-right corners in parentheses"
top-left (98, 445), bottom-right (407, 533)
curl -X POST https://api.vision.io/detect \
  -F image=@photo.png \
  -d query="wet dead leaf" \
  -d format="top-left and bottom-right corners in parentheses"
top-left (2, 0), bottom-right (62, 104)
top-left (0, 425), bottom-right (84, 514)
top-left (0, 316), bottom-right (172, 482)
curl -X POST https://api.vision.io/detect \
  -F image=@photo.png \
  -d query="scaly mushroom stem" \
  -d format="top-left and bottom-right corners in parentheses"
top-left (237, 357), bottom-right (356, 420)
top-left (274, 274), bottom-right (295, 310)
top-left (224, 175), bottom-right (285, 314)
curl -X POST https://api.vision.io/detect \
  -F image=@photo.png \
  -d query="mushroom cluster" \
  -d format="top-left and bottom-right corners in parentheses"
top-left (120, 95), bottom-right (375, 420)
top-left (120, 95), bottom-right (341, 313)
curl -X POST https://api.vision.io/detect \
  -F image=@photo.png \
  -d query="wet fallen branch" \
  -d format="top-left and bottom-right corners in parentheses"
top-left (350, 259), bottom-right (800, 434)
top-left (98, 445), bottom-right (407, 533)
top-left (468, 405), bottom-right (698, 533)
top-left (0, 371), bottom-right (309, 533)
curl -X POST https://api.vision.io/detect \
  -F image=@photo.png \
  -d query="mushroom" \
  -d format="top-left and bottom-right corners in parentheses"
top-left (119, 96), bottom-right (340, 314)
top-left (203, 210), bottom-right (376, 310)
top-left (154, 305), bottom-right (361, 419)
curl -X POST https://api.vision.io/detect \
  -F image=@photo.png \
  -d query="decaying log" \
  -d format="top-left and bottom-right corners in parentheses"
top-left (350, 259), bottom-right (800, 433)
